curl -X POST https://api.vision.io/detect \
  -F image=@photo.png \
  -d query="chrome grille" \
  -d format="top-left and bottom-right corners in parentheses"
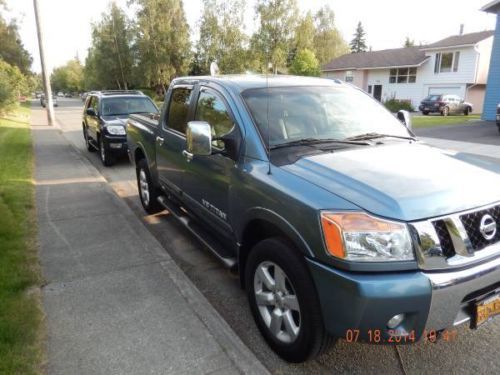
top-left (460, 206), bottom-right (500, 251)
top-left (432, 220), bottom-right (455, 257)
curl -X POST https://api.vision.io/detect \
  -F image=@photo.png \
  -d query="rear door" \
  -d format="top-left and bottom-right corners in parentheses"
top-left (156, 85), bottom-right (194, 196)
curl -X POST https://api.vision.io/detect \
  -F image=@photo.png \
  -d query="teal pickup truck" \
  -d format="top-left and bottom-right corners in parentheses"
top-left (127, 75), bottom-right (500, 362)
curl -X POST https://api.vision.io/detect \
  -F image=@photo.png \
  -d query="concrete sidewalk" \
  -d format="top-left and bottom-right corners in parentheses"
top-left (31, 108), bottom-right (268, 374)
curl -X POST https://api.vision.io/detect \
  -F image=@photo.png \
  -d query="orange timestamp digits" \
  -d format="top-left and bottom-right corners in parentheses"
top-left (345, 328), bottom-right (458, 343)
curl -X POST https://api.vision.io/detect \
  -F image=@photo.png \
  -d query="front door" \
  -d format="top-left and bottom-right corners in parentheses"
top-left (85, 96), bottom-right (100, 139)
top-left (156, 85), bottom-right (194, 196)
top-left (182, 87), bottom-right (238, 237)
top-left (373, 85), bottom-right (382, 102)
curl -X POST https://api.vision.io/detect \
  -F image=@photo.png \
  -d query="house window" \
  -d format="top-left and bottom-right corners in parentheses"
top-left (389, 67), bottom-right (417, 84)
top-left (345, 70), bottom-right (354, 82)
top-left (434, 52), bottom-right (460, 73)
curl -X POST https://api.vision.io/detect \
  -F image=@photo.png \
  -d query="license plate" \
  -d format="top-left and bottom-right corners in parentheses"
top-left (474, 293), bottom-right (500, 327)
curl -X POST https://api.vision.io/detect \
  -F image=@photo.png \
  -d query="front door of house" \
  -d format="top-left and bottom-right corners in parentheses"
top-left (373, 85), bottom-right (382, 101)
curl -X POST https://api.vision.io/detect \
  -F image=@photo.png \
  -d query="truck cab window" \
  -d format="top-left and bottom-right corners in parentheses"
top-left (167, 87), bottom-right (192, 134)
top-left (195, 90), bottom-right (234, 148)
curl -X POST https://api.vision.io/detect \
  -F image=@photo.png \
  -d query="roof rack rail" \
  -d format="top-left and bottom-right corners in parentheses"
top-left (99, 90), bottom-right (144, 96)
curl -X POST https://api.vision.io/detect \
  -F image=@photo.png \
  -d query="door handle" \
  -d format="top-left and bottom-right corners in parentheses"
top-left (182, 149), bottom-right (194, 162)
top-left (156, 136), bottom-right (164, 146)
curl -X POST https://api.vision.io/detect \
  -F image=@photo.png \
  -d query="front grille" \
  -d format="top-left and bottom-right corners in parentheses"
top-left (432, 220), bottom-right (455, 257)
top-left (460, 206), bottom-right (500, 251)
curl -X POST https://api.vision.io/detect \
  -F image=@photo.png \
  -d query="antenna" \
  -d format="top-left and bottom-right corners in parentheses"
top-left (266, 57), bottom-right (272, 175)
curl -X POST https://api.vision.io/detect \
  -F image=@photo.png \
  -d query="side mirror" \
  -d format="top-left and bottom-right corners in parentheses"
top-left (186, 121), bottom-right (212, 156)
top-left (396, 110), bottom-right (412, 130)
top-left (86, 108), bottom-right (97, 116)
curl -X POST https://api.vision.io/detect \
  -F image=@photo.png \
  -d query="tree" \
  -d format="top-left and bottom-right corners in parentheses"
top-left (289, 48), bottom-right (320, 76)
top-left (312, 5), bottom-right (349, 65)
top-left (192, 0), bottom-right (247, 75)
top-left (350, 21), bottom-right (367, 53)
top-left (84, 3), bottom-right (134, 90)
top-left (0, 15), bottom-right (32, 74)
top-left (0, 59), bottom-right (30, 113)
top-left (251, 0), bottom-right (299, 73)
top-left (51, 58), bottom-right (84, 93)
top-left (404, 36), bottom-right (415, 48)
top-left (131, 0), bottom-right (191, 91)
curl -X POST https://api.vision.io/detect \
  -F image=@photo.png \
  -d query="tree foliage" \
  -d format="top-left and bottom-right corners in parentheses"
top-left (0, 16), bottom-right (32, 74)
top-left (313, 6), bottom-right (349, 65)
top-left (350, 21), bottom-right (367, 53)
top-left (51, 59), bottom-right (84, 93)
top-left (192, 0), bottom-right (247, 75)
top-left (84, 3), bottom-right (134, 90)
top-left (289, 48), bottom-right (319, 76)
top-left (131, 0), bottom-right (191, 90)
top-left (0, 60), bottom-right (30, 113)
top-left (251, 0), bottom-right (299, 73)
top-left (404, 36), bottom-right (415, 48)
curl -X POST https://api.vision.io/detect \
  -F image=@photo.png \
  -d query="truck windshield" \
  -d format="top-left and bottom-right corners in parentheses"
top-left (242, 86), bottom-right (411, 147)
top-left (101, 97), bottom-right (158, 116)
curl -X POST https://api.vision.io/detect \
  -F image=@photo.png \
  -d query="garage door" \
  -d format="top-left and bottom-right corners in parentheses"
top-left (428, 86), bottom-right (462, 97)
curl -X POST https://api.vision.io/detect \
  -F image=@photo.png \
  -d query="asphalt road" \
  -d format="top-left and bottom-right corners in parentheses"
top-left (47, 98), bottom-right (500, 374)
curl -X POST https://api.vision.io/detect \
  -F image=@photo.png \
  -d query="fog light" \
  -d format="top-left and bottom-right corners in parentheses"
top-left (387, 313), bottom-right (405, 329)
top-left (110, 143), bottom-right (122, 149)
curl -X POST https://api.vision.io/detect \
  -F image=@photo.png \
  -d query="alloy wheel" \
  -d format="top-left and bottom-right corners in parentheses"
top-left (254, 261), bottom-right (301, 343)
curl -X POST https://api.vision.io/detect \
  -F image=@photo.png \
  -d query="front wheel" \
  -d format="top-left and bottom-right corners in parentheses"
top-left (136, 159), bottom-right (162, 214)
top-left (99, 135), bottom-right (114, 166)
top-left (245, 237), bottom-right (334, 362)
top-left (463, 107), bottom-right (470, 116)
top-left (422, 111), bottom-right (429, 115)
top-left (441, 106), bottom-right (449, 116)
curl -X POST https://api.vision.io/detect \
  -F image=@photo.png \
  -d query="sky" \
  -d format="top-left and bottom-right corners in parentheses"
top-left (4, 0), bottom-right (497, 73)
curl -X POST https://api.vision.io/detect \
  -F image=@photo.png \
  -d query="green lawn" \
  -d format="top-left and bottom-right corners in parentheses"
top-left (412, 113), bottom-right (481, 128)
top-left (0, 102), bottom-right (44, 374)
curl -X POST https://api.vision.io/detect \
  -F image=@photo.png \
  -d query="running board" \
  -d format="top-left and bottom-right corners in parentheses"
top-left (157, 196), bottom-right (237, 269)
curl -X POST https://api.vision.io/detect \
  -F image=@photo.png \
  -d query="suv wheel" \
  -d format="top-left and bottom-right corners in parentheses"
top-left (137, 159), bottom-right (162, 214)
top-left (99, 135), bottom-right (114, 166)
top-left (463, 107), bottom-right (470, 116)
top-left (83, 125), bottom-right (95, 152)
top-left (245, 237), bottom-right (334, 362)
top-left (441, 106), bottom-right (449, 116)
top-left (422, 111), bottom-right (429, 115)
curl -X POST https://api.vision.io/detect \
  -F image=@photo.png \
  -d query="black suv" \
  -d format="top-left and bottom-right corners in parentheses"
top-left (82, 90), bottom-right (159, 166)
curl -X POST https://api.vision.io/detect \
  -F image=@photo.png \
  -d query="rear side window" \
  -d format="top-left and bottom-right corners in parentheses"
top-left (167, 87), bottom-right (192, 134)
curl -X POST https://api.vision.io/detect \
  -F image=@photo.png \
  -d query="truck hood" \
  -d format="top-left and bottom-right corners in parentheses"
top-left (281, 142), bottom-right (500, 221)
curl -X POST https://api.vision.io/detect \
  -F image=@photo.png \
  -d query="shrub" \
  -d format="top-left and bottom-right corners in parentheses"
top-left (0, 60), bottom-right (29, 114)
top-left (383, 98), bottom-right (414, 112)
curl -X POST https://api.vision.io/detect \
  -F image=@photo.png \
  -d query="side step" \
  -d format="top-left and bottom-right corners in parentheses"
top-left (157, 196), bottom-right (237, 269)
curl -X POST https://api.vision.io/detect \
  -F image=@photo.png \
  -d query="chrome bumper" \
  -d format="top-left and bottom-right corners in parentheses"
top-left (424, 255), bottom-right (500, 330)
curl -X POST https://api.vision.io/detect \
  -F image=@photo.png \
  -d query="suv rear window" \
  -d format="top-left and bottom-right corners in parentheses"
top-left (167, 87), bottom-right (193, 134)
top-left (101, 97), bottom-right (158, 116)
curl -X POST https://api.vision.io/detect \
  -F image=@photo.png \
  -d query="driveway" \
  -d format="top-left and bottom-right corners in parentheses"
top-left (50, 98), bottom-right (500, 374)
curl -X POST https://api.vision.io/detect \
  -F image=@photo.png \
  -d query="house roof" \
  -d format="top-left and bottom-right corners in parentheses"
top-left (322, 47), bottom-right (428, 71)
top-left (481, 0), bottom-right (500, 13)
top-left (422, 30), bottom-right (494, 50)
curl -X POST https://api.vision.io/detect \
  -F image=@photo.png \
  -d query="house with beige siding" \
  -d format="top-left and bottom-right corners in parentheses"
top-left (321, 31), bottom-right (494, 113)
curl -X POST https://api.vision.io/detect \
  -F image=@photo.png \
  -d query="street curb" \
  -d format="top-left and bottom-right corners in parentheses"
top-left (55, 121), bottom-right (270, 374)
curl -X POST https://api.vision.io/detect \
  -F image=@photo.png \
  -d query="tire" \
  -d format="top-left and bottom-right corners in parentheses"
top-left (422, 111), bottom-right (429, 115)
top-left (245, 237), bottom-right (334, 363)
top-left (463, 107), bottom-right (470, 116)
top-left (99, 135), bottom-right (114, 166)
top-left (441, 106), bottom-right (449, 116)
top-left (83, 125), bottom-right (95, 152)
top-left (136, 158), bottom-right (162, 214)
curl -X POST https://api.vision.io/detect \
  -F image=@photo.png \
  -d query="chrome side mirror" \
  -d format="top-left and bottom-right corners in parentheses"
top-left (397, 110), bottom-right (412, 130)
top-left (186, 121), bottom-right (212, 156)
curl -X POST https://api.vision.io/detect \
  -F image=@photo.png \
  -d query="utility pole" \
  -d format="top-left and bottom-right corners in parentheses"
top-left (33, 0), bottom-right (55, 126)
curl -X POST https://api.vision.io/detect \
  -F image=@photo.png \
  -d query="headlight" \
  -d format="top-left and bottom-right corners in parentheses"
top-left (107, 125), bottom-right (126, 135)
top-left (320, 212), bottom-right (414, 262)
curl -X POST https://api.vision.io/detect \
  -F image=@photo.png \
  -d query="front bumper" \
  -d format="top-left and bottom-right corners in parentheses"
top-left (308, 255), bottom-right (500, 343)
top-left (419, 105), bottom-right (442, 113)
top-left (103, 134), bottom-right (127, 153)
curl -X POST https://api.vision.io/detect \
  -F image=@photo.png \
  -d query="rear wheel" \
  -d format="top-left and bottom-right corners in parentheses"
top-left (441, 106), bottom-right (449, 116)
top-left (245, 237), bottom-right (334, 363)
top-left (137, 158), bottom-right (162, 214)
top-left (99, 135), bottom-right (114, 166)
top-left (422, 111), bottom-right (429, 115)
top-left (463, 107), bottom-right (470, 116)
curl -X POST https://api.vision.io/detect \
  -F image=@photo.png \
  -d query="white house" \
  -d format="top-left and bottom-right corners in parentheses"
top-left (321, 30), bottom-right (494, 113)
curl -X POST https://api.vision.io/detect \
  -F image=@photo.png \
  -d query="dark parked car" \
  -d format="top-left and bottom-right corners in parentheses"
top-left (127, 75), bottom-right (500, 362)
top-left (40, 94), bottom-right (58, 107)
top-left (419, 94), bottom-right (473, 116)
top-left (82, 90), bottom-right (158, 166)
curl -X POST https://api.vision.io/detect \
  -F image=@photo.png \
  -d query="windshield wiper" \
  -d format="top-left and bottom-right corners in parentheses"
top-left (270, 137), bottom-right (370, 150)
top-left (345, 132), bottom-right (417, 142)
